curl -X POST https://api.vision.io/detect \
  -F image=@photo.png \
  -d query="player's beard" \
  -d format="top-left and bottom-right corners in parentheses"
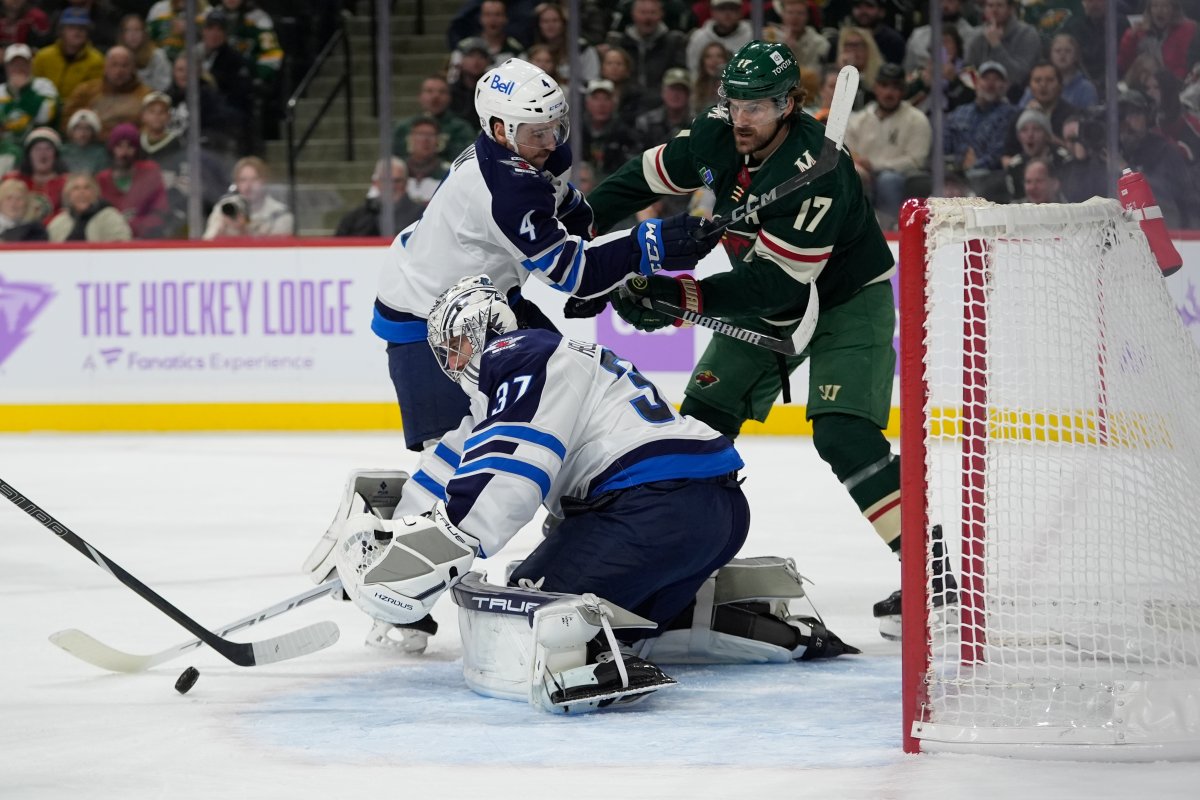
top-left (733, 117), bottom-right (786, 158)
top-left (516, 143), bottom-right (554, 169)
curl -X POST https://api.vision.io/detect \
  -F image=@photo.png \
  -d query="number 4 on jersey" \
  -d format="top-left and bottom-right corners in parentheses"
top-left (520, 211), bottom-right (537, 240)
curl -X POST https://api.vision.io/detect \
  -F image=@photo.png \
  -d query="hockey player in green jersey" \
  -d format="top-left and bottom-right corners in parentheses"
top-left (585, 40), bottom-right (942, 638)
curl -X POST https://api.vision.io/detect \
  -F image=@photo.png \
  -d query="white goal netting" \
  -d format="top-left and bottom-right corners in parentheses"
top-left (903, 197), bottom-right (1200, 759)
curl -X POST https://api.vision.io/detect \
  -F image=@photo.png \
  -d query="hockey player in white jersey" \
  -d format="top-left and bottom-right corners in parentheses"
top-left (327, 276), bottom-right (858, 712)
top-left (371, 57), bottom-right (714, 454)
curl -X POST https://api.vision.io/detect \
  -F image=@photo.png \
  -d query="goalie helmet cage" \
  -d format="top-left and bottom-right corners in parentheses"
top-left (897, 197), bottom-right (1200, 761)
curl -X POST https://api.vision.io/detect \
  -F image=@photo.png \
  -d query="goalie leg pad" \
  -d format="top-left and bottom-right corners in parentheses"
top-left (302, 469), bottom-right (409, 585)
top-left (451, 572), bottom-right (676, 713)
top-left (635, 557), bottom-right (860, 663)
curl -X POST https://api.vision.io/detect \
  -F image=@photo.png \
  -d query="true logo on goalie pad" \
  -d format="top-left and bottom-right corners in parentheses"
top-left (469, 596), bottom-right (544, 618)
top-left (452, 579), bottom-right (559, 624)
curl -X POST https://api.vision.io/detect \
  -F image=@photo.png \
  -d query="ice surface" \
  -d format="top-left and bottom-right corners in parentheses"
top-left (2, 433), bottom-right (1198, 798)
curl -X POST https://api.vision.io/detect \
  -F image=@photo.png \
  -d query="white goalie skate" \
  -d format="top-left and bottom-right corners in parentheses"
top-left (365, 616), bottom-right (438, 655)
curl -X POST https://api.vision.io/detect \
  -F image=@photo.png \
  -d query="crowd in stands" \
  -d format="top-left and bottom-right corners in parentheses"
top-left (1, 0), bottom-right (296, 242)
top-left (5, 1), bottom-right (1200, 242)
top-left (385, 0), bottom-right (1200, 234)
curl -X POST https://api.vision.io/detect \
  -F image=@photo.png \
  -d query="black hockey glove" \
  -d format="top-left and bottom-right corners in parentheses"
top-left (507, 290), bottom-right (561, 333)
top-left (609, 274), bottom-right (702, 332)
top-left (632, 213), bottom-right (718, 276)
top-left (563, 294), bottom-right (609, 318)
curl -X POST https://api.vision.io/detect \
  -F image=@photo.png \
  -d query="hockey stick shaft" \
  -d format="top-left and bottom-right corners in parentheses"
top-left (1, 478), bottom-right (338, 668)
top-left (49, 579), bottom-right (343, 673)
top-left (628, 279), bottom-right (820, 356)
top-left (701, 65), bottom-right (860, 240)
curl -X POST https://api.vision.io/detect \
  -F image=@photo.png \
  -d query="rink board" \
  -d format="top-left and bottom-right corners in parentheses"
top-left (2, 237), bottom-right (1199, 433)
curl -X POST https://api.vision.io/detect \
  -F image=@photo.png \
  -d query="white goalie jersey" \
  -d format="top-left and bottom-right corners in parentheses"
top-left (397, 330), bottom-right (743, 558)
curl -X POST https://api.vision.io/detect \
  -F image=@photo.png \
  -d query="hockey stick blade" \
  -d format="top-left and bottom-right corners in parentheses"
top-left (702, 65), bottom-right (860, 240)
top-left (49, 580), bottom-right (344, 673)
top-left (1, 477), bottom-right (339, 668)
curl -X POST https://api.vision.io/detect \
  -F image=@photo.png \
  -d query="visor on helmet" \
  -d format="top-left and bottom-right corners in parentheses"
top-left (717, 85), bottom-right (789, 126)
top-left (513, 119), bottom-right (570, 150)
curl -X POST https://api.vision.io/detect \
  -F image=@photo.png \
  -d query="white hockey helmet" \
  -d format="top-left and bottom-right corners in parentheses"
top-left (427, 275), bottom-right (518, 390)
top-left (475, 57), bottom-right (570, 153)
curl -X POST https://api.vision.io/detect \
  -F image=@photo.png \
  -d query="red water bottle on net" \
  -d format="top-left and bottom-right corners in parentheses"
top-left (1118, 168), bottom-right (1183, 276)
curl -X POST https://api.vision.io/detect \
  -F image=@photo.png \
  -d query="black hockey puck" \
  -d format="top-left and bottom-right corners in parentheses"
top-left (175, 666), bottom-right (200, 694)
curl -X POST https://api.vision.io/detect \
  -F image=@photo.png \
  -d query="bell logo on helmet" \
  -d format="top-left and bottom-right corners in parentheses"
top-left (490, 74), bottom-right (516, 94)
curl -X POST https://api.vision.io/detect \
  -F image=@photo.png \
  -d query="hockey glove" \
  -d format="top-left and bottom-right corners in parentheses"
top-left (507, 290), bottom-right (560, 332)
top-left (610, 274), bottom-right (702, 332)
top-left (632, 213), bottom-right (717, 276)
top-left (563, 294), bottom-right (610, 318)
top-left (334, 501), bottom-right (478, 625)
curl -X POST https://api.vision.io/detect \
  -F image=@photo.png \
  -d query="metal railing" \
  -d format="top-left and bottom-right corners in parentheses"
top-left (284, 16), bottom-right (355, 235)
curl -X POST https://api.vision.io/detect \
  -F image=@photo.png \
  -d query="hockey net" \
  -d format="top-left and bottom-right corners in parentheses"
top-left (898, 197), bottom-right (1200, 760)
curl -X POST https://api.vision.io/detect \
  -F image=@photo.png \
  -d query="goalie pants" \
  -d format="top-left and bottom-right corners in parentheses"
top-left (509, 473), bottom-right (749, 637)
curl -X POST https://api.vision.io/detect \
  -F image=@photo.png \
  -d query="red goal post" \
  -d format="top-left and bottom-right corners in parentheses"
top-left (898, 197), bottom-right (1200, 760)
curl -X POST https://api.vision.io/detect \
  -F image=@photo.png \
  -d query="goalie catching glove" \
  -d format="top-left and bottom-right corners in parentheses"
top-left (334, 500), bottom-right (478, 625)
top-left (610, 274), bottom-right (702, 332)
top-left (633, 212), bottom-right (716, 276)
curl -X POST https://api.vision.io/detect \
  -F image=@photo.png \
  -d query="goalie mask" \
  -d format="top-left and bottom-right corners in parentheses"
top-left (475, 58), bottom-right (570, 156)
top-left (427, 275), bottom-right (518, 390)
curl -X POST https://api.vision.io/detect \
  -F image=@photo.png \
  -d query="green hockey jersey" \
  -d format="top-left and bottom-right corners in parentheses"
top-left (588, 106), bottom-right (895, 324)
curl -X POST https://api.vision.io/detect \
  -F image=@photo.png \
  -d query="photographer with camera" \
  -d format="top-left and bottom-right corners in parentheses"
top-left (202, 155), bottom-right (292, 239)
top-left (1058, 111), bottom-right (1109, 205)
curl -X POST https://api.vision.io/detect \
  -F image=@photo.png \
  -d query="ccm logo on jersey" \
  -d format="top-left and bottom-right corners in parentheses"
top-left (728, 188), bottom-right (777, 226)
top-left (490, 74), bottom-right (516, 94)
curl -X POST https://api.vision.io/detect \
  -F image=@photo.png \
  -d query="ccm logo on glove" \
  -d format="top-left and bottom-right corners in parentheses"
top-left (641, 221), bottom-right (661, 274)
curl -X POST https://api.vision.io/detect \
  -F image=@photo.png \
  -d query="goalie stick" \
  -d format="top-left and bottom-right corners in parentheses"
top-left (1, 478), bottom-right (340, 668)
top-left (50, 579), bottom-right (344, 673)
top-left (622, 65), bottom-right (856, 354)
